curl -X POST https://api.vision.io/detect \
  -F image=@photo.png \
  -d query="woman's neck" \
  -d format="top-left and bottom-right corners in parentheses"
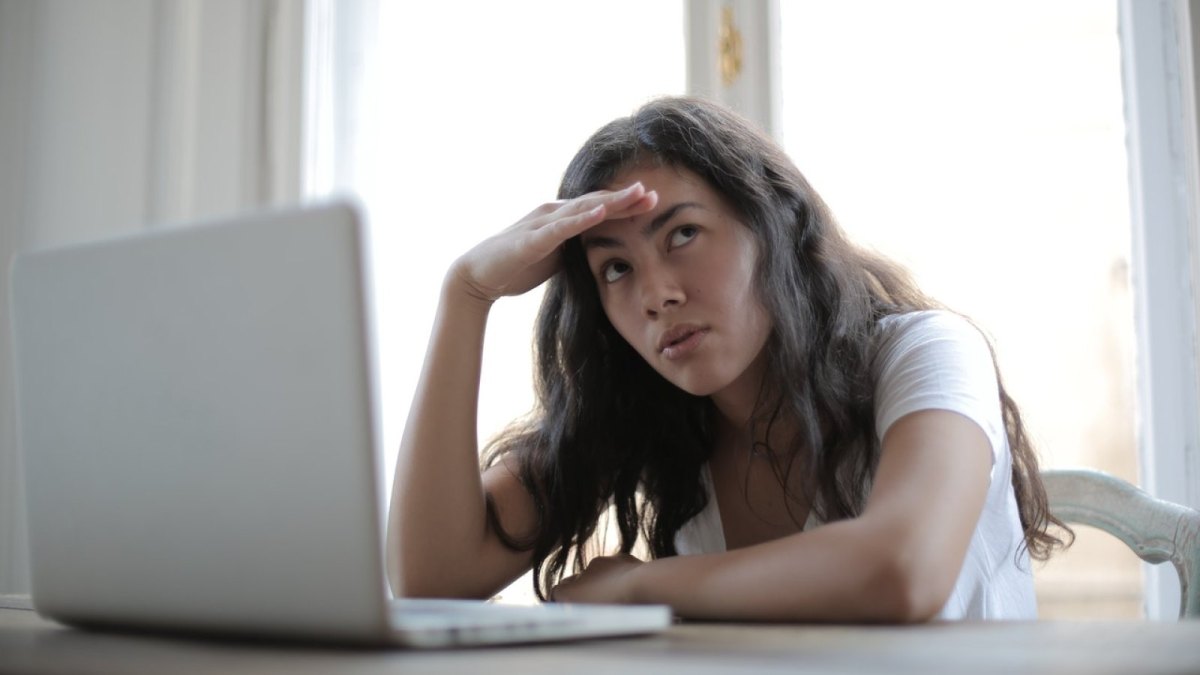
top-left (713, 406), bottom-right (798, 456)
top-left (711, 392), bottom-right (800, 463)
top-left (709, 347), bottom-right (771, 428)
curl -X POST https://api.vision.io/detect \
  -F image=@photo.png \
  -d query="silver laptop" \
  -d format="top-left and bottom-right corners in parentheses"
top-left (9, 200), bottom-right (671, 647)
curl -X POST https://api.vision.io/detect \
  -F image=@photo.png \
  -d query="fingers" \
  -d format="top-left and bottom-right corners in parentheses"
top-left (539, 185), bottom-right (659, 243)
top-left (548, 554), bottom-right (644, 604)
top-left (602, 191), bottom-right (659, 222)
top-left (531, 203), bottom-right (609, 249)
top-left (465, 182), bottom-right (659, 301)
top-left (583, 553), bottom-right (643, 569)
top-left (536, 182), bottom-right (654, 230)
top-left (569, 182), bottom-right (647, 214)
top-left (550, 575), bottom-right (574, 602)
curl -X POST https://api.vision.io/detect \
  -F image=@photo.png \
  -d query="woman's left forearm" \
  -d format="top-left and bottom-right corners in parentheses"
top-left (630, 519), bottom-right (940, 623)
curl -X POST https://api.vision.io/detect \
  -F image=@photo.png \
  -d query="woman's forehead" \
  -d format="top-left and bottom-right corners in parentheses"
top-left (606, 163), bottom-right (706, 194)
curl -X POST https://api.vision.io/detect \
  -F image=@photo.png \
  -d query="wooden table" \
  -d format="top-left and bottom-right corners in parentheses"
top-left (2, 606), bottom-right (1198, 674)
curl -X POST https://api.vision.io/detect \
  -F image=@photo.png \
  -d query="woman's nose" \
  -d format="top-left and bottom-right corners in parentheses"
top-left (640, 268), bottom-right (686, 318)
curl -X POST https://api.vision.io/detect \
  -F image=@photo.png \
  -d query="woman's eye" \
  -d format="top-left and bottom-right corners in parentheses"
top-left (603, 261), bottom-right (630, 283)
top-left (669, 225), bottom-right (698, 249)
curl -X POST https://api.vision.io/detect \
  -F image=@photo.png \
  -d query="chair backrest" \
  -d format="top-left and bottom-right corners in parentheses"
top-left (1042, 469), bottom-right (1200, 619)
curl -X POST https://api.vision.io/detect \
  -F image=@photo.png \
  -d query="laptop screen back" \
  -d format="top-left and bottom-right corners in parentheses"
top-left (10, 201), bottom-right (391, 641)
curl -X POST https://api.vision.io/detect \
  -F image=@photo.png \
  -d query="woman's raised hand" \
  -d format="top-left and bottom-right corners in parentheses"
top-left (391, 184), bottom-right (653, 601)
top-left (449, 182), bottom-right (658, 305)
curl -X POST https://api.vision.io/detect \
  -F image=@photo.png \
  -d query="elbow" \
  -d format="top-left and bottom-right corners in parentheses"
top-left (391, 566), bottom-right (472, 600)
top-left (386, 560), bottom-right (448, 600)
top-left (392, 571), bottom-right (439, 599)
top-left (385, 529), bottom-right (452, 599)
top-left (389, 556), bottom-right (477, 600)
top-left (866, 548), bottom-right (954, 623)
top-left (388, 551), bottom-right (496, 600)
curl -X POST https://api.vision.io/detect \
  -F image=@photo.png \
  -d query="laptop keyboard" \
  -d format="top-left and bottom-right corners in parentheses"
top-left (389, 598), bottom-right (587, 631)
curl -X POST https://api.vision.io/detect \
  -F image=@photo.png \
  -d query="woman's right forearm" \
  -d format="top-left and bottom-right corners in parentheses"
top-left (387, 268), bottom-right (498, 597)
top-left (385, 185), bottom-right (658, 598)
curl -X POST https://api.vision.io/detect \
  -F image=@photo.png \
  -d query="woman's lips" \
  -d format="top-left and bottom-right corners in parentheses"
top-left (660, 328), bottom-right (708, 360)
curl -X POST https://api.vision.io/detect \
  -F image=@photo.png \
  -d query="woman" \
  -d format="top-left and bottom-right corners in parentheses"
top-left (387, 96), bottom-right (1070, 622)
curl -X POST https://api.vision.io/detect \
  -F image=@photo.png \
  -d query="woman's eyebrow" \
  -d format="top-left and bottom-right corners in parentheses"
top-left (582, 202), bottom-right (706, 251)
top-left (642, 202), bottom-right (704, 239)
top-left (581, 233), bottom-right (621, 251)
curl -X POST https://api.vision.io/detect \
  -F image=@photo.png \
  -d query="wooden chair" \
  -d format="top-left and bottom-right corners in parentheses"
top-left (1042, 468), bottom-right (1200, 619)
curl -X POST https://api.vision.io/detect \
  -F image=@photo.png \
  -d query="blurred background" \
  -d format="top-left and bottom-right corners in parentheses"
top-left (2, 0), bottom-right (1198, 619)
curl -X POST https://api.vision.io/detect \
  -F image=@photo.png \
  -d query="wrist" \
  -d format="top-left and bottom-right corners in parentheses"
top-left (442, 264), bottom-right (496, 314)
top-left (628, 558), bottom-right (659, 606)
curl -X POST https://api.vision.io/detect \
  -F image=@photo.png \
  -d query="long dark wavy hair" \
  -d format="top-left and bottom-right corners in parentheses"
top-left (482, 96), bottom-right (1070, 600)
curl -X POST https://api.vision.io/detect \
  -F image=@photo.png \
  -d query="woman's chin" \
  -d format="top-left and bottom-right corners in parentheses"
top-left (658, 372), bottom-right (725, 398)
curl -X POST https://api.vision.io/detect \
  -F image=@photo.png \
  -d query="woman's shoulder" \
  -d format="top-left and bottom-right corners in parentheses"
top-left (871, 309), bottom-right (1006, 454)
top-left (876, 309), bottom-right (982, 338)
top-left (873, 310), bottom-right (991, 363)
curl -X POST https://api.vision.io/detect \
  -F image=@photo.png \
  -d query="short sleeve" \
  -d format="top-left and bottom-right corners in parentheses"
top-left (873, 311), bottom-right (1007, 470)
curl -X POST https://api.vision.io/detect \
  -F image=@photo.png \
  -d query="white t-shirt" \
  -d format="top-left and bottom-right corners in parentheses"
top-left (673, 310), bottom-right (1037, 620)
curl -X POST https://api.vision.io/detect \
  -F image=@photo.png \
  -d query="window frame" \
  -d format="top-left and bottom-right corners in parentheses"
top-left (685, 0), bottom-right (1200, 620)
top-left (1118, 0), bottom-right (1200, 619)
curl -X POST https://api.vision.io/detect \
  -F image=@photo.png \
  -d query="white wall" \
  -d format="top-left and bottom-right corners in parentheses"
top-left (3, 0), bottom-right (1198, 611)
top-left (0, 0), bottom-right (303, 596)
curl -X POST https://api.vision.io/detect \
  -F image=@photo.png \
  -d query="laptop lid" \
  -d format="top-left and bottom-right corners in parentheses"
top-left (10, 200), bottom-right (393, 642)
